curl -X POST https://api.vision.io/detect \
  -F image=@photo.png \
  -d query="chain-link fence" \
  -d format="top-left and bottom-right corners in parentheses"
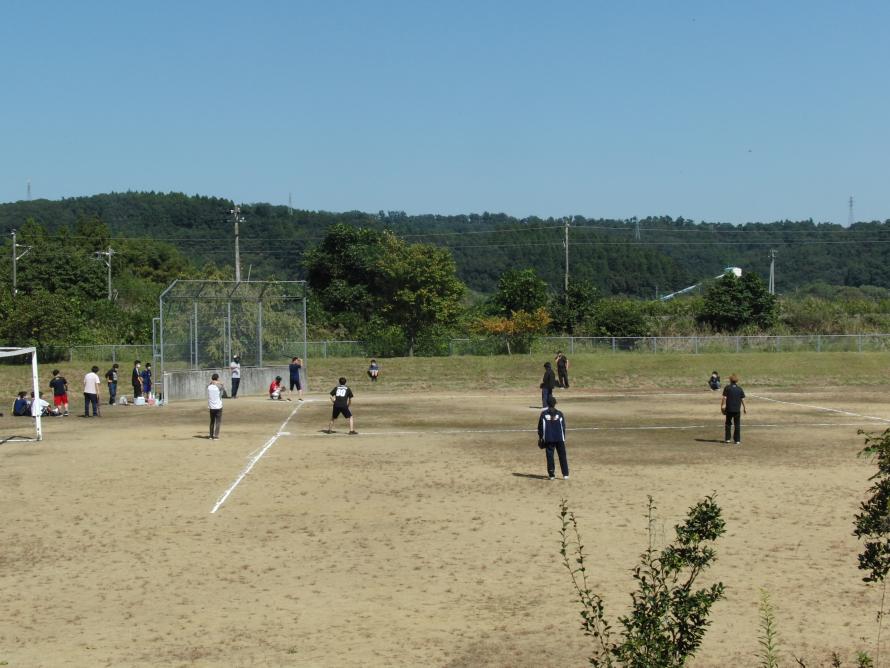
top-left (70, 333), bottom-right (890, 362)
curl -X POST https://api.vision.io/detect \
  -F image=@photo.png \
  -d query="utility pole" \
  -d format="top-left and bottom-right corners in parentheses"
top-left (768, 248), bottom-right (777, 295)
top-left (848, 196), bottom-right (854, 226)
top-left (563, 217), bottom-right (570, 293)
top-left (230, 205), bottom-right (245, 282)
top-left (26, 179), bottom-right (31, 201)
top-left (95, 246), bottom-right (115, 300)
top-left (11, 229), bottom-right (32, 297)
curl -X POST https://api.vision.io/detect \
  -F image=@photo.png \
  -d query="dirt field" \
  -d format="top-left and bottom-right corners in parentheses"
top-left (0, 378), bottom-right (884, 666)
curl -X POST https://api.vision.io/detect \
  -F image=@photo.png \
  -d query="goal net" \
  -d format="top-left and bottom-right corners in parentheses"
top-left (0, 346), bottom-right (42, 443)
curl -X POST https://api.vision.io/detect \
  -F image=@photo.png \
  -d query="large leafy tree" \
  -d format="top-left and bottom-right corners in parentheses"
top-left (492, 268), bottom-right (550, 315)
top-left (549, 279), bottom-right (599, 335)
top-left (304, 224), bottom-right (466, 354)
top-left (698, 271), bottom-right (778, 332)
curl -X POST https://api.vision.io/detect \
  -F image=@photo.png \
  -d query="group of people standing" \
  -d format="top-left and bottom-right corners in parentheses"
top-left (540, 351), bottom-right (570, 408)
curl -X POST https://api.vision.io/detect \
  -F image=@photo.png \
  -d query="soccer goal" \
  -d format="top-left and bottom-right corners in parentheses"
top-left (0, 346), bottom-right (42, 443)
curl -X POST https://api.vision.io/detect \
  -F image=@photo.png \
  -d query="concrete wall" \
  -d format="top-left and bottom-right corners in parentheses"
top-left (161, 366), bottom-right (308, 402)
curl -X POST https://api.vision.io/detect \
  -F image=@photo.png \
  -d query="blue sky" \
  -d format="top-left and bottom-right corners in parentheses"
top-left (1, 1), bottom-right (888, 224)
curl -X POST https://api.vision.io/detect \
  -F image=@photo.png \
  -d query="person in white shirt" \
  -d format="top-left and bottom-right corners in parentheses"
top-left (30, 392), bottom-right (53, 417)
top-left (207, 373), bottom-right (224, 440)
top-left (229, 355), bottom-right (241, 399)
top-left (83, 365), bottom-right (102, 417)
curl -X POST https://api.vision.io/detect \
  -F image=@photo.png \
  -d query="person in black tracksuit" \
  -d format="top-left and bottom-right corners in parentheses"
top-left (540, 361), bottom-right (557, 408)
top-left (538, 396), bottom-right (569, 480)
top-left (720, 374), bottom-right (747, 445)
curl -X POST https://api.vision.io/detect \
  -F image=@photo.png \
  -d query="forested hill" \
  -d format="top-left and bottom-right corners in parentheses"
top-left (2, 191), bottom-right (890, 296)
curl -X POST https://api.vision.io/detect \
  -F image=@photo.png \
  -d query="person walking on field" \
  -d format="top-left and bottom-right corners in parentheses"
top-left (48, 369), bottom-right (70, 416)
top-left (105, 363), bottom-right (119, 405)
top-left (326, 377), bottom-right (357, 435)
top-left (207, 373), bottom-right (224, 440)
top-left (83, 366), bottom-right (102, 417)
top-left (540, 361), bottom-right (557, 408)
top-left (555, 351), bottom-right (570, 389)
top-left (288, 357), bottom-right (304, 401)
top-left (538, 396), bottom-right (569, 480)
top-left (721, 374), bottom-right (747, 445)
top-left (229, 355), bottom-right (241, 398)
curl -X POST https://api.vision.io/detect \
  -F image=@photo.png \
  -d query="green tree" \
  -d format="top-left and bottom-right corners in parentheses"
top-left (590, 299), bottom-right (651, 338)
top-left (549, 279), bottom-right (600, 334)
top-left (305, 224), bottom-right (466, 353)
top-left (699, 271), bottom-right (777, 332)
top-left (492, 268), bottom-right (550, 315)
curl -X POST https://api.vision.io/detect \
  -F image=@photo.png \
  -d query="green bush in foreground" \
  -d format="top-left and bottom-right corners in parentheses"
top-left (559, 495), bottom-right (725, 667)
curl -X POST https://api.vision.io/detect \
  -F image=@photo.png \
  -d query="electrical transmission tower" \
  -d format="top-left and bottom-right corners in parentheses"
top-left (848, 196), bottom-right (854, 226)
top-left (634, 218), bottom-right (641, 241)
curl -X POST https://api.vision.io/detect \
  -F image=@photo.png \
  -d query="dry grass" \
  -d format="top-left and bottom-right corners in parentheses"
top-left (0, 355), bottom-right (887, 666)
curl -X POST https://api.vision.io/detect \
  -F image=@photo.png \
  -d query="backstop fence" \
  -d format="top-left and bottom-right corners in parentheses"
top-left (157, 280), bottom-right (307, 401)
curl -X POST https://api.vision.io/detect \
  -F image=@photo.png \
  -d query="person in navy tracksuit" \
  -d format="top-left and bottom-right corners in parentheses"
top-left (537, 396), bottom-right (569, 480)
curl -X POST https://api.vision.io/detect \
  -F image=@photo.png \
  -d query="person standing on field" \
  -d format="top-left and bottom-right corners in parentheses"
top-left (141, 363), bottom-right (153, 399)
top-left (326, 377), bottom-right (357, 435)
top-left (538, 396), bottom-right (569, 480)
top-left (555, 351), bottom-right (570, 388)
top-left (83, 366), bottom-right (102, 417)
top-left (721, 374), bottom-right (747, 445)
top-left (540, 361), bottom-right (557, 408)
top-left (131, 360), bottom-right (143, 400)
top-left (229, 355), bottom-right (241, 398)
top-left (105, 363), bottom-right (119, 405)
top-left (48, 369), bottom-right (70, 416)
top-left (207, 373), bottom-right (224, 440)
top-left (288, 357), bottom-right (304, 401)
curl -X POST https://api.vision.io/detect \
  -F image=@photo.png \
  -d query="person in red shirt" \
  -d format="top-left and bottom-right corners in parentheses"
top-left (268, 376), bottom-right (291, 401)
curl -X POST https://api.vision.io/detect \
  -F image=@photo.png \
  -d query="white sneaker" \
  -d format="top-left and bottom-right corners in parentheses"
top-left (548, 476), bottom-right (555, 480)
top-left (563, 475), bottom-right (570, 480)
top-left (724, 440), bottom-right (732, 444)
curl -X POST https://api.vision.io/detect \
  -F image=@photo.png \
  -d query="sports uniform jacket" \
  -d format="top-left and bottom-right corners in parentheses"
top-left (538, 408), bottom-right (566, 444)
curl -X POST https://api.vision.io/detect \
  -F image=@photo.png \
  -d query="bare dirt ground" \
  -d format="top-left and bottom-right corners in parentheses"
top-left (0, 383), bottom-right (884, 667)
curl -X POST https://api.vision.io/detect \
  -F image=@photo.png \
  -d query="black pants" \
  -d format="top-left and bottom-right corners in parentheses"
top-left (545, 442), bottom-right (569, 477)
top-left (290, 377), bottom-right (301, 391)
top-left (133, 384), bottom-right (142, 399)
top-left (84, 393), bottom-right (99, 416)
top-left (541, 387), bottom-right (553, 408)
top-left (557, 369), bottom-right (569, 388)
top-left (209, 408), bottom-right (222, 438)
top-left (231, 377), bottom-right (240, 398)
top-left (724, 411), bottom-right (741, 443)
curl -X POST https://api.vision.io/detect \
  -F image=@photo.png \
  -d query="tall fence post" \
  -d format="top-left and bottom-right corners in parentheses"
top-left (612, 337), bottom-right (616, 353)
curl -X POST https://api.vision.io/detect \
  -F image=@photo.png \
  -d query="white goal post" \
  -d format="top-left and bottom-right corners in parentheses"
top-left (0, 346), bottom-right (42, 442)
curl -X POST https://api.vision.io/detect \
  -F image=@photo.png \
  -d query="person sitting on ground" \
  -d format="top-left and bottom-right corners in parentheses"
top-left (367, 359), bottom-right (380, 382)
top-left (30, 391), bottom-right (56, 417)
top-left (269, 376), bottom-right (291, 401)
top-left (13, 391), bottom-right (31, 417)
top-left (708, 370), bottom-right (721, 391)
